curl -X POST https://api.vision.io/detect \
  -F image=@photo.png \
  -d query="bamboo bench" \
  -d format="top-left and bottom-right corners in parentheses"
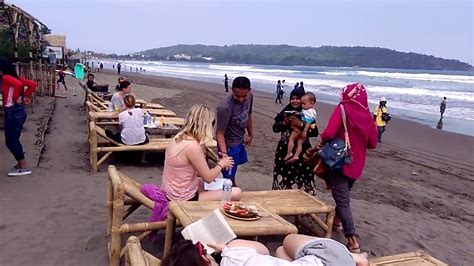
top-left (369, 250), bottom-right (447, 265)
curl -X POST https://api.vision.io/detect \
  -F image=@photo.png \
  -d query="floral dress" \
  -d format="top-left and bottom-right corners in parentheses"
top-left (272, 110), bottom-right (318, 195)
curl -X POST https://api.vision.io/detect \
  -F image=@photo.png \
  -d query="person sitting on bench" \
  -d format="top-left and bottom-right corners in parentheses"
top-left (86, 73), bottom-right (109, 93)
top-left (106, 94), bottom-right (149, 145)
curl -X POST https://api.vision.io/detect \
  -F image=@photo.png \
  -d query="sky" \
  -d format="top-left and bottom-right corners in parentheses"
top-left (9, 0), bottom-right (474, 65)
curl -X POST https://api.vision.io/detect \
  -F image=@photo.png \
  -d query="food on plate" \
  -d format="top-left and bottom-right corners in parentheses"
top-left (223, 202), bottom-right (259, 218)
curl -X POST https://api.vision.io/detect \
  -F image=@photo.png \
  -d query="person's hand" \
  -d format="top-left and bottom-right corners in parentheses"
top-left (218, 154), bottom-right (234, 170)
top-left (23, 97), bottom-right (31, 105)
top-left (207, 243), bottom-right (225, 254)
top-left (303, 147), bottom-right (317, 163)
top-left (244, 135), bottom-right (253, 146)
top-left (288, 116), bottom-right (302, 128)
top-left (282, 117), bottom-right (289, 125)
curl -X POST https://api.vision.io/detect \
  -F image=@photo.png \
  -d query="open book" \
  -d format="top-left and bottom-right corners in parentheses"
top-left (181, 209), bottom-right (236, 254)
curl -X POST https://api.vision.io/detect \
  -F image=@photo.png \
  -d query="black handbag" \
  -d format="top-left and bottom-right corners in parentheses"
top-left (382, 112), bottom-right (391, 122)
top-left (318, 105), bottom-right (352, 170)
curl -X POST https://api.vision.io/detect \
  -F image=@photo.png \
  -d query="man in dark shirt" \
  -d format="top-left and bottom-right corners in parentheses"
top-left (216, 76), bottom-right (253, 187)
top-left (224, 74), bottom-right (229, 92)
top-left (86, 74), bottom-right (109, 93)
top-left (440, 97), bottom-right (447, 118)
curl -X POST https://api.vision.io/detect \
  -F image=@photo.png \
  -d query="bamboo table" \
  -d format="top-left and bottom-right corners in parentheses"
top-left (163, 201), bottom-right (298, 257)
top-left (241, 190), bottom-right (336, 238)
top-left (88, 111), bottom-right (182, 127)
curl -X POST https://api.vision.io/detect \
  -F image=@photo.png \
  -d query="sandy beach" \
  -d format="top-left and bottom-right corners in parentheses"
top-left (0, 70), bottom-right (473, 265)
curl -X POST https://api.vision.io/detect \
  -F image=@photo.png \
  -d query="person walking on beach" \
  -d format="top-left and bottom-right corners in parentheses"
top-left (224, 74), bottom-right (229, 92)
top-left (318, 83), bottom-right (378, 253)
top-left (299, 81), bottom-right (305, 91)
top-left (294, 82), bottom-right (299, 90)
top-left (117, 62), bottom-right (121, 75)
top-left (275, 80), bottom-right (283, 105)
top-left (216, 76), bottom-right (253, 187)
top-left (440, 97), bottom-right (447, 118)
top-left (1, 60), bottom-right (38, 176)
top-left (100, 62), bottom-right (104, 72)
top-left (373, 97), bottom-right (389, 143)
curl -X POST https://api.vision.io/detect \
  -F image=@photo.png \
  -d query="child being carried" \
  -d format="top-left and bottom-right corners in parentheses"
top-left (284, 92), bottom-right (317, 163)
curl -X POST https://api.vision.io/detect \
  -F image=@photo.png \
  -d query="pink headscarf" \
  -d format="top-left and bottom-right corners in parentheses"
top-left (340, 83), bottom-right (373, 140)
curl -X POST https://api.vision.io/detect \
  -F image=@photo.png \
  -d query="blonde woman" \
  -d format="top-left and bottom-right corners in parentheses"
top-left (161, 104), bottom-right (242, 201)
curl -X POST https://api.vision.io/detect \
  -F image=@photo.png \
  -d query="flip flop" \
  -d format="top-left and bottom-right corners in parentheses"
top-left (347, 244), bottom-right (361, 254)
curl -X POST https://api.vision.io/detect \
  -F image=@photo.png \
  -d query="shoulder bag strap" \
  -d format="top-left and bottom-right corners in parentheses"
top-left (339, 105), bottom-right (351, 151)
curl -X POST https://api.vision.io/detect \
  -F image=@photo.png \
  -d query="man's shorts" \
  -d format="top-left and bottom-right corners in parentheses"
top-left (221, 143), bottom-right (248, 181)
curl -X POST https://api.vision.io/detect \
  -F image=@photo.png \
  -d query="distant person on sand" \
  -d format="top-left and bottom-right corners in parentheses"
top-left (117, 62), bottom-right (121, 75)
top-left (373, 97), bottom-right (390, 143)
top-left (1, 59), bottom-right (37, 176)
top-left (275, 80), bottom-right (283, 105)
top-left (272, 86), bottom-right (318, 195)
top-left (216, 76), bottom-right (253, 187)
top-left (86, 73), bottom-right (109, 93)
top-left (294, 82), bottom-right (299, 90)
top-left (440, 97), bottom-right (447, 118)
top-left (112, 64), bottom-right (115, 70)
top-left (56, 67), bottom-right (68, 91)
top-left (224, 74), bottom-right (229, 92)
top-left (299, 81), bottom-right (305, 91)
top-left (317, 83), bottom-right (378, 253)
top-left (105, 94), bottom-right (149, 145)
top-left (100, 62), bottom-right (104, 72)
top-left (161, 104), bottom-right (241, 201)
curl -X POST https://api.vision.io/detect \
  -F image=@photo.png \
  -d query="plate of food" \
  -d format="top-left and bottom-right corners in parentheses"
top-left (223, 202), bottom-right (260, 221)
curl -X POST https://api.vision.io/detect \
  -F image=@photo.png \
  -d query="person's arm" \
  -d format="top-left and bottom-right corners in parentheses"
top-left (320, 106), bottom-right (342, 143)
top-left (4, 75), bottom-right (24, 103)
top-left (186, 142), bottom-right (233, 183)
top-left (272, 112), bottom-right (289, 133)
top-left (245, 113), bottom-right (253, 146)
top-left (245, 94), bottom-right (254, 146)
top-left (216, 105), bottom-right (231, 155)
top-left (367, 122), bottom-right (378, 149)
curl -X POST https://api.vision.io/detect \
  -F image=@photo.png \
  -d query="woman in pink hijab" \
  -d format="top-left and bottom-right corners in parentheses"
top-left (320, 83), bottom-right (378, 253)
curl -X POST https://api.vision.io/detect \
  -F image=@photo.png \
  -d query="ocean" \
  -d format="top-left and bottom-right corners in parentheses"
top-left (99, 60), bottom-right (474, 136)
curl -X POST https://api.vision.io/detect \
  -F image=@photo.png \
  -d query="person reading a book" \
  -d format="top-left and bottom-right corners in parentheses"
top-left (161, 104), bottom-right (242, 202)
top-left (161, 234), bottom-right (369, 266)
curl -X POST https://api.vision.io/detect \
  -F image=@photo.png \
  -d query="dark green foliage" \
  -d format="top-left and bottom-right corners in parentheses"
top-left (0, 29), bottom-right (32, 62)
top-left (127, 44), bottom-right (472, 71)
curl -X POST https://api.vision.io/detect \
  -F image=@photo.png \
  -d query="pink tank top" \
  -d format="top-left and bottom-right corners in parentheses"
top-left (161, 139), bottom-right (199, 201)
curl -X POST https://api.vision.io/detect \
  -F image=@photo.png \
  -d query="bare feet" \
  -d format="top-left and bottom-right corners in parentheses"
top-left (286, 155), bottom-right (299, 164)
top-left (283, 153), bottom-right (293, 161)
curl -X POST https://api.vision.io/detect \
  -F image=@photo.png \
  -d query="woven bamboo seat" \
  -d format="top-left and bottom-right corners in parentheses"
top-left (369, 250), bottom-right (447, 266)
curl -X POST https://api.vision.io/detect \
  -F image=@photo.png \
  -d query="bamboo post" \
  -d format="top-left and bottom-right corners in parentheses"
top-left (110, 181), bottom-right (125, 266)
top-left (163, 211), bottom-right (176, 257)
top-left (324, 207), bottom-right (335, 238)
top-left (125, 237), bottom-right (147, 266)
top-left (90, 122), bottom-right (98, 171)
top-left (106, 178), bottom-right (113, 235)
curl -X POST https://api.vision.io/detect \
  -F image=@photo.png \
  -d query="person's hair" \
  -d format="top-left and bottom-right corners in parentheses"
top-left (232, 76), bottom-right (251, 90)
top-left (118, 76), bottom-right (125, 83)
top-left (277, 80), bottom-right (281, 83)
top-left (161, 240), bottom-right (203, 266)
top-left (88, 73), bottom-right (94, 78)
top-left (302, 92), bottom-right (316, 103)
top-left (0, 59), bottom-right (19, 79)
top-left (119, 80), bottom-right (131, 91)
top-left (123, 94), bottom-right (136, 108)
top-left (443, 97), bottom-right (447, 100)
top-left (175, 104), bottom-right (214, 147)
top-left (300, 81), bottom-right (304, 86)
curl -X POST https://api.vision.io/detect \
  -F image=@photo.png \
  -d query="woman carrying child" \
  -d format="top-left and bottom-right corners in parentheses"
top-left (106, 94), bottom-right (149, 145)
top-left (272, 87), bottom-right (318, 195)
top-left (284, 92), bottom-right (317, 163)
top-left (161, 104), bottom-right (242, 201)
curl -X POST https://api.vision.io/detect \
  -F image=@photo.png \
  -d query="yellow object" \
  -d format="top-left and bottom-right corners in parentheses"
top-left (374, 106), bottom-right (388, 126)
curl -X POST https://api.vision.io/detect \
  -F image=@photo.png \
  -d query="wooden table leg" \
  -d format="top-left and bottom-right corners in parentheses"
top-left (325, 209), bottom-right (336, 238)
top-left (163, 212), bottom-right (176, 257)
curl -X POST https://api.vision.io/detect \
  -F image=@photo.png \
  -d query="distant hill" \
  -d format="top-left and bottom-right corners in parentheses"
top-left (122, 44), bottom-right (472, 71)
